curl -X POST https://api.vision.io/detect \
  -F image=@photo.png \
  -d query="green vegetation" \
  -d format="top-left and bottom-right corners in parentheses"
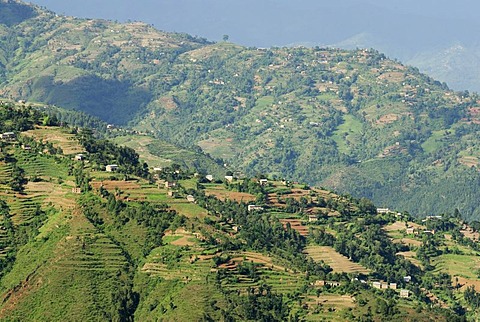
top-left (0, 2), bottom-right (478, 218)
top-left (3, 2), bottom-right (480, 320)
top-left (1, 103), bottom-right (480, 321)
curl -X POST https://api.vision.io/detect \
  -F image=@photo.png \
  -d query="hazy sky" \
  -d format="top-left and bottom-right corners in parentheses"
top-left (27, 0), bottom-right (480, 60)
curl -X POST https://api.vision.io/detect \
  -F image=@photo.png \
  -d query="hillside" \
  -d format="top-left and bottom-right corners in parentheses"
top-left (3, 101), bottom-right (480, 321)
top-left (2, 1), bottom-right (480, 218)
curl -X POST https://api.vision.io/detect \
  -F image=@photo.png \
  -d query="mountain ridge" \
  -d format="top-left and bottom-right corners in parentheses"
top-left (1, 1), bottom-right (480, 218)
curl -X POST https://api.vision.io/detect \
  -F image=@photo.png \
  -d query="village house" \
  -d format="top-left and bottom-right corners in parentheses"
top-left (105, 164), bottom-right (119, 172)
top-left (224, 175), bottom-right (234, 183)
top-left (74, 154), bottom-right (86, 161)
top-left (400, 289), bottom-right (410, 298)
top-left (308, 215), bottom-right (318, 222)
top-left (21, 144), bottom-right (31, 151)
top-left (376, 208), bottom-right (390, 214)
top-left (403, 276), bottom-right (412, 283)
top-left (152, 167), bottom-right (162, 172)
top-left (71, 187), bottom-right (82, 194)
top-left (406, 227), bottom-right (415, 235)
top-left (372, 281), bottom-right (396, 290)
top-left (205, 175), bottom-right (214, 182)
top-left (165, 181), bottom-right (177, 189)
top-left (186, 195), bottom-right (195, 202)
top-left (259, 179), bottom-right (268, 186)
top-left (247, 205), bottom-right (264, 212)
top-left (1, 132), bottom-right (15, 141)
top-left (312, 280), bottom-right (342, 287)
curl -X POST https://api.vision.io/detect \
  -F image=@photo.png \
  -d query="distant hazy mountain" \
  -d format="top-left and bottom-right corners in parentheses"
top-left (28, 0), bottom-right (480, 91)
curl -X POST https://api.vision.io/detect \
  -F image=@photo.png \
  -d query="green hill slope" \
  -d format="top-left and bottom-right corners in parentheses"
top-left (2, 1), bottom-right (480, 218)
top-left (2, 102), bottom-right (480, 320)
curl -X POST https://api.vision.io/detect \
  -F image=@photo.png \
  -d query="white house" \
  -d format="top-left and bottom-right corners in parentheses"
top-left (105, 164), bottom-right (119, 172)
top-left (248, 205), bottom-right (264, 212)
top-left (75, 154), bottom-right (86, 161)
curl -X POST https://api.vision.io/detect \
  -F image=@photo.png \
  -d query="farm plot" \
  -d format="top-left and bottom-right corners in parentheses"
top-left (52, 210), bottom-right (129, 273)
top-left (218, 251), bottom-right (303, 294)
top-left (204, 184), bottom-right (256, 203)
top-left (396, 251), bottom-right (422, 268)
top-left (16, 152), bottom-right (69, 179)
top-left (305, 294), bottom-right (355, 320)
top-left (432, 254), bottom-right (480, 283)
top-left (23, 126), bottom-right (84, 155)
top-left (304, 246), bottom-right (370, 274)
top-left (279, 219), bottom-right (309, 236)
top-left (141, 244), bottom-right (212, 282)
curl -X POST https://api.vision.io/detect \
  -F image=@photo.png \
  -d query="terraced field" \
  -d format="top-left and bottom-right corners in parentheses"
top-left (304, 245), bottom-right (370, 274)
top-left (141, 244), bottom-right (213, 282)
top-left (54, 233), bottom-right (128, 272)
top-left (218, 251), bottom-right (304, 294)
top-left (23, 126), bottom-right (84, 155)
top-left (16, 152), bottom-right (69, 180)
top-left (279, 218), bottom-right (309, 236)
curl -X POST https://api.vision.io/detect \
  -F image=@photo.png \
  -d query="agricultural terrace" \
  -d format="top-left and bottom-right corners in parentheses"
top-left (23, 126), bottom-right (84, 155)
top-left (203, 183), bottom-right (256, 203)
top-left (217, 251), bottom-right (305, 294)
top-left (304, 245), bottom-right (370, 274)
top-left (432, 254), bottom-right (480, 291)
top-left (384, 221), bottom-right (425, 247)
top-left (89, 176), bottom-right (209, 219)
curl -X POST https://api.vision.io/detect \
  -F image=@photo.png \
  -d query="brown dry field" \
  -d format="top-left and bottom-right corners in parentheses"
top-left (376, 113), bottom-right (399, 124)
top-left (305, 294), bottom-right (355, 309)
top-left (279, 219), bottom-right (309, 236)
top-left (396, 238), bottom-right (422, 247)
top-left (218, 251), bottom-right (289, 272)
top-left (384, 221), bottom-right (425, 232)
top-left (377, 71), bottom-right (404, 82)
top-left (396, 251), bottom-right (423, 268)
top-left (304, 245), bottom-right (370, 274)
top-left (23, 126), bottom-right (83, 155)
top-left (459, 156), bottom-right (479, 168)
top-left (205, 188), bottom-right (256, 203)
top-left (454, 276), bottom-right (480, 292)
top-left (90, 180), bottom-right (141, 190)
top-left (461, 228), bottom-right (480, 241)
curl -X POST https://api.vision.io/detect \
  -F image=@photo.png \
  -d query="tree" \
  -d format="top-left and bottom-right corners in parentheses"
top-left (9, 163), bottom-right (27, 192)
top-left (222, 34), bottom-right (229, 42)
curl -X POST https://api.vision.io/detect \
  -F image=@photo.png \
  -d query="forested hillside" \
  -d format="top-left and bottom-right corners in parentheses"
top-left (2, 1), bottom-right (480, 218)
top-left (2, 101), bottom-right (480, 321)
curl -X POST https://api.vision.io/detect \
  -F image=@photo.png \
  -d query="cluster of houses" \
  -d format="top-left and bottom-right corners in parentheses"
top-left (312, 278), bottom-right (411, 298)
top-left (1, 132), bottom-right (16, 141)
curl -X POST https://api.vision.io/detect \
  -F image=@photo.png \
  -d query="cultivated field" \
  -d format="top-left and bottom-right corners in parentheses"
top-left (23, 126), bottom-right (84, 155)
top-left (304, 245), bottom-right (370, 274)
top-left (204, 184), bottom-right (256, 203)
